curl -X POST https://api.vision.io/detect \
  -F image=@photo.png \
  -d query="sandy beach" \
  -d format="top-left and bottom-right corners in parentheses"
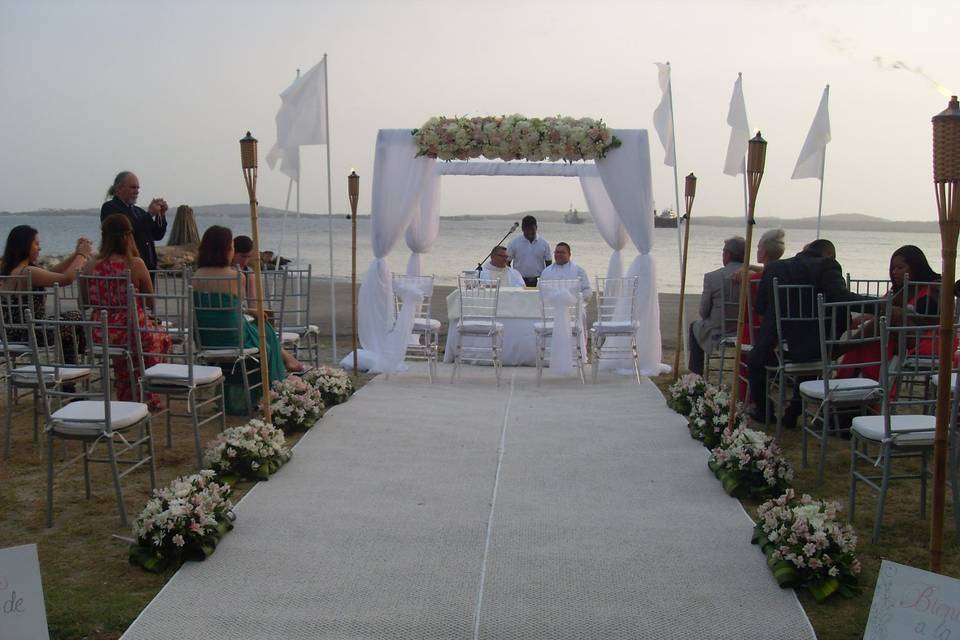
top-left (306, 278), bottom-right (698, 368)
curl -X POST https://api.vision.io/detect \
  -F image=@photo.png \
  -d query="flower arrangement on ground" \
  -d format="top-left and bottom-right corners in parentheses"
top-left (266, 376), bottom-right (325, 432)
top-left (412, 115), bottom-right (622, 163)
top-left (301, 365), bottom-right (355, 408)
top-left (689, 385), bottom-right (745, 448)
top-left (129, 470), bottom-right (235, 573)
top-left (203, 419), bottom-right (292, 483)
top-left (666, 373), bottom-right (709, 416)
top-left (708, 426), bottom-right (793, 499)
top-left (752, 489), bottom-right (862, 602)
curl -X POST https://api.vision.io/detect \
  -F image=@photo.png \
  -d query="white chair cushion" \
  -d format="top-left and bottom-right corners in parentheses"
top-left (199, 347), bottom-right (259, 361)
top-left (143, 363), bottom-right (223, 385)
top-left (51, 400), bottom-right (150, 435)
top-left (799, 377), bottom-right (881, 402)
top-left (12, 365), bottom-right (91, 384)
top-left (931, 373), bottom-right (957, 387)
top-left (591, 320), bottom-right (638, 335)
top-left (459, 320), bottom-right (504, 335)
top-left (533, 321), bottom-right (582, 335)
top-left (413, 318), bottom-right (441, 331)
top-left (851, 414), bottom-right (937, 445)
top-left (286, 324), bottom-right (319, 335)
top-left (280, 332), bottom-right (301, 344)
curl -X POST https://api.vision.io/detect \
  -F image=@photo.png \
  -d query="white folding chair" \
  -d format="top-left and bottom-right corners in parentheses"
top-left (392, 274), bottom-right (440, 381)
top-left (534, 278), bottom-right (585, 385)
top-left (450, 276), bottom-right (503, 385)
top-left (277, 265), bottom-right (321, 368)
top-left (590, 276), bottom-right (641, 383)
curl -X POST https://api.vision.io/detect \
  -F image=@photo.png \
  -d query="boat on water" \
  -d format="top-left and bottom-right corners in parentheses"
top-left (564, 205), bottom-right (584, 224)
top-left (654, 207), bottom-right (678, 228)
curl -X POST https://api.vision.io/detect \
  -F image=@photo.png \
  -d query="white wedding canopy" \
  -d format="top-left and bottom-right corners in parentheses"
top-left (346, 128), bottom-right (666, 376)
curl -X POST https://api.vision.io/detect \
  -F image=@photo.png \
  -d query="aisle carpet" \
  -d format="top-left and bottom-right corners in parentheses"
top-left (122, 364), bottom-right (815, 639)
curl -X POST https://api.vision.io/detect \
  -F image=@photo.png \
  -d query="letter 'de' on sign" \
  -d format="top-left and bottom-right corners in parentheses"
top-left (0, 544), bottom-right (49, 640)
top-left (865, 559), bottom-right (960, 639)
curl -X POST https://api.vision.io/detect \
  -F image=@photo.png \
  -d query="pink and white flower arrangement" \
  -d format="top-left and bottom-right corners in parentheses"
top-left (301, 365), bottom-right (354, 408)
top-left (708, 426), bottom-right (793, 498)
top-left (752, 489), bottom-right (862, 602)
top-left (129, 470), bottom-right (235, 572)
top-left (666, 373), bottom-right (708, 416)
top-left (688, 385), bottom-right (745, 448)
top-left (412, 115), bottom-right (621, 163)
top-left (203, 419), bottom-right (291, 482)
top-left (266, 376), bottom-right (325, 432)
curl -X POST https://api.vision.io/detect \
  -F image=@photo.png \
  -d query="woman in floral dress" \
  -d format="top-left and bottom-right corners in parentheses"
top-left (82, 214), bottom-right (171, 408)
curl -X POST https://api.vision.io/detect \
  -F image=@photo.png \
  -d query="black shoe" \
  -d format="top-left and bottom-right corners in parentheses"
top-left (781, 411), bottom-right (798, 430)
top-left (749, 407), bottom-right (774, 424)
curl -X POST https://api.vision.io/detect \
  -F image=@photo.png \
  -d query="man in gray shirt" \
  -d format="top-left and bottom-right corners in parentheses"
top-left (688, 236), bottom-right (745, 375)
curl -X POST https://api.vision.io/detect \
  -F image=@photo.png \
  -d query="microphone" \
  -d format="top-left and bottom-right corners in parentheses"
top-left (474, 221), bottom-right (521, 277)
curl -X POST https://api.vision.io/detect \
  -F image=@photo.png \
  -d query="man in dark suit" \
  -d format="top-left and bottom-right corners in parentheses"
top-left (688, 236), bottom-right (745, 375)
top-left (748, 238), bottom-right (872, 425)
top-left (100, 171), bottom-right (168, 272)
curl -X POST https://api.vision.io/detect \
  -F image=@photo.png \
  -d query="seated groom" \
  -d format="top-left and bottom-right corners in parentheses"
top-left (481, 245), bottom-right (525, 287)
top-left (539, 242), bottom-right (592, 301)
top-left (688, 236), bottom-right (745, 376)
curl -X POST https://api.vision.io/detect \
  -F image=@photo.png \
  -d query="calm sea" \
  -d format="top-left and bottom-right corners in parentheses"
top-left (1, 213), bottom-right (942, 294)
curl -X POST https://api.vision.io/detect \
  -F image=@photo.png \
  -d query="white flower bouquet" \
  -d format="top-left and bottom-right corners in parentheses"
top-left (689, 385), bottom-right (745, 448)
top-left (129, 470), bottom-right (235, 572)
top-left (708, 426), bottom-right (793, 499)
top-left (203, 419), bottom-right (292, 483)
top-left (266, 376), bottom-right (325, 432)
top-left (666, 373), bottom-right (708, 417)
top-left (300, 365), bottom-right (354, 408)
top-left (753, 489), bottom-right (862, 602)
top-left (412, 115), bottom-right (622, 163)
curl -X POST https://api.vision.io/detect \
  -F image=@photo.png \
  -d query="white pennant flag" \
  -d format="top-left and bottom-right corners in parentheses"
top-left (792, 85), bottom-right (831, 180)
top-left (652, 62), bottom-right (676, 167)
top-left (723, 73), bottom-right (750, 176)
top-left (266, 58), bottom-right (329, 182)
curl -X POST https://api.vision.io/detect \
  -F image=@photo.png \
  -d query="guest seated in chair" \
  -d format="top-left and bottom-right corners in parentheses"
top-left (539, 242), bottom-right (591, 301)
top-left (192, 226), bottom-right (306, 377)
top-left (688, 236), bottom-right (744, 376)
top-left (480, 245), bottom-right (525, 288)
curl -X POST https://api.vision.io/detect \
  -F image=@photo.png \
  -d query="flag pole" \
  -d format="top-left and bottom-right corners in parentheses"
top-left (665, 62), bottom-right (689, 365)
top-left (815, 150), bottom-right (826, 239)
top-left (323, 53), bottom-right (338, 361)
top-left (348, 171), bottom-right (360, 376)
top-left (276, 177), bottom-right (294, 269)
top-left (728, 133), bottom-right (767, 430)
top-left (673, 173), bottom-right (697, 381)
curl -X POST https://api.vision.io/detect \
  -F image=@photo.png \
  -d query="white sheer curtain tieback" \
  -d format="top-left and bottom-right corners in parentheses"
top-left (542, 286), bottom-right (577, 374)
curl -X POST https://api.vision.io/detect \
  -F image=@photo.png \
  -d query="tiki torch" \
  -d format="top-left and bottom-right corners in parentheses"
top-left (930, 95), bottom-right (960, 573)
top-left (348, 170), bottom-right (360, 377)
top-left (240, 132), bottom-right (271, 422)
top-left (673, 173), bottom-right (697, 381)
top-left (728, 132), bottom-right (767, 430)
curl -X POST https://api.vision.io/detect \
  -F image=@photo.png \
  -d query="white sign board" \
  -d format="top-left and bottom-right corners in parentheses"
top-left (865, 559), bottom-right (960, 639)
top-left (0, 544), bottom-right (49, 640)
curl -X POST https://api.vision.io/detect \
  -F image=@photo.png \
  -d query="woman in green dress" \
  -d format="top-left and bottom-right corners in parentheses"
top-left (192, 226), bottom-right (305, 391)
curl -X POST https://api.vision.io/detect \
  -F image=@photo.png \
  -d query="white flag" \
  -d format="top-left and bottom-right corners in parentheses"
top-left (652, 62), bottom-right (676, 167)
top-left (723, 73), bottom-right (750, 176)
top-left (266, 58), bottom-right (328, 182)
top-left (791, 85), bottom-right (831, 180)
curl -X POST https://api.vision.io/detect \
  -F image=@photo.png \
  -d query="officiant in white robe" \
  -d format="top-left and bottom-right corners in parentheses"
top-left (481, 245), bottom-right (526, 288)
top-left (539, 242), bottom-right (592, 301)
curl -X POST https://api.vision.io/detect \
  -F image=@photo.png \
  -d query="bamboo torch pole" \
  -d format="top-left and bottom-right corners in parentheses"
top-left (930, 95), bottom-right (960, 573)
top-left (348, 171), bottom-right (360, 377)
top-left (673, 173), bottom-right (697, 381)
top-left (728, 132), bottom-right (767, 430)
top-left (240, 132), bottom-right (271, 423)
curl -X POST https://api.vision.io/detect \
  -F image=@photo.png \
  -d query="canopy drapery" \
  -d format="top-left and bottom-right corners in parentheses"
top-left (347, 128), bottom-right (665, 376)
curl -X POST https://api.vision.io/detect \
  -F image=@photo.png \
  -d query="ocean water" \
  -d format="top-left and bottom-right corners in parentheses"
top-left (2, 213), bottom-right (943, 294)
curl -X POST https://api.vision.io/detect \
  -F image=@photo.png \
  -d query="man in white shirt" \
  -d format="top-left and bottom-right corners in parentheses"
top-left (480, 245), bottom-right (525, 287)
top-left (507, 215), bottom-right (552, 287)
top-left (539, 242), bottom-right (592, 302)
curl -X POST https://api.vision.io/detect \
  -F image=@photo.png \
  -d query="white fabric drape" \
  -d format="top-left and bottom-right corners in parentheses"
top-left (540, 284), bottom-right (578, 374)
top-left (579, 168), bottom-right (629, 281)
top-left (405, 170), bottom-right (441, 275)
top-left (596, 130), bottom-right (665, 375)
top-left (355, 129), bottom-right (434, 372)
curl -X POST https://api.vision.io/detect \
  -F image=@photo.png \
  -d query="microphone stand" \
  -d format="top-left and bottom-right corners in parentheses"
top-left (475, 222), bottom-right (520, 277)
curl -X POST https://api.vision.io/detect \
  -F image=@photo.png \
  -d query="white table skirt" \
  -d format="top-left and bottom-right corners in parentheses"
top-left (444, 288), bottom-right (540, 366)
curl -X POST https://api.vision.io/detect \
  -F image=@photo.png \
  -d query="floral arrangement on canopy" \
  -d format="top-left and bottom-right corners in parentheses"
top-left (412, 115), bottom-right (621, 162)
top-left (129, 470), bottom-right (235, 572)
top-left (708, 426), bottom-right (793, 499)
top-left (752, 489), bottom-right (862, 602)
top-left (666, 373), bottom-right (709, 416)
top-left (266, 377), bottom-right (325, 432)
top-left (203, 419), bottom-right (292, 483)
top-left (301, 365), bottom-right (355, 408)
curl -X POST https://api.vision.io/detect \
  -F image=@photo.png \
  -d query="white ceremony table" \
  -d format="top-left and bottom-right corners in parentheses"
top-left (443, 287), bottom-right (540, 366)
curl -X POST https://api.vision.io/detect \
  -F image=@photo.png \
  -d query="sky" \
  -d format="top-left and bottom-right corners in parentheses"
top-left (1, 0), bottom-right (957, 221)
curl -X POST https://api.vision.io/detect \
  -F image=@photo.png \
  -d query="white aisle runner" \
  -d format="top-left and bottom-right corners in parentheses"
top-left (122, 365), bottom-right (815, 640)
